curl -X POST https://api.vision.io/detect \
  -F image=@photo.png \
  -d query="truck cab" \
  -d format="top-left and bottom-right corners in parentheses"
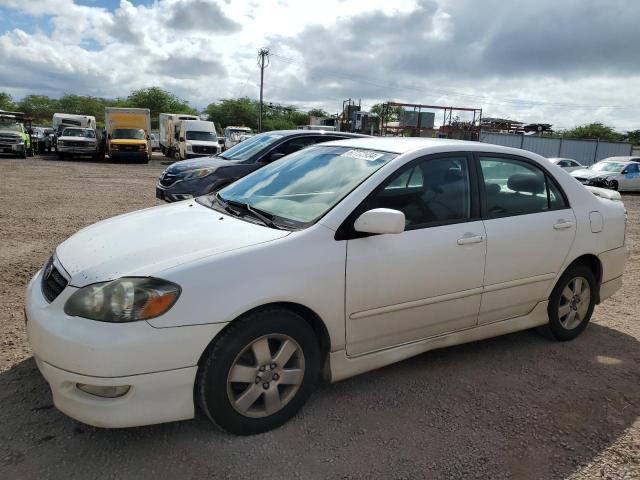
top-left (0, 110), bottom-right (31, 158)
top-left (177, 120), bottom-right (220, 160)
top-left (105, 108), bottom-right (151, 163)
top-left (223, 126), bottom-right (253, 151)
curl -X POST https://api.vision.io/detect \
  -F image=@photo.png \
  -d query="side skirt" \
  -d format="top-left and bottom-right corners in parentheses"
top-left (327, 301), bottom-right (549, 383)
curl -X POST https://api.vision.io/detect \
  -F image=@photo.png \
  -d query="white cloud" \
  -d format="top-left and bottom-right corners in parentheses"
top-left (0, 0), bottom-right (639, 131)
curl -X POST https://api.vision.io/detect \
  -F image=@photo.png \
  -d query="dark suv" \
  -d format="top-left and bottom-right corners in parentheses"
top-left (156, 130), bottom-right (365, 202)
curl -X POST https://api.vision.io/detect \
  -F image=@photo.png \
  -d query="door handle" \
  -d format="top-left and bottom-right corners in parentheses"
top-left (553, 220), bottom-right (574, 230)
top-left (457, 234), bottom-right (484, 245)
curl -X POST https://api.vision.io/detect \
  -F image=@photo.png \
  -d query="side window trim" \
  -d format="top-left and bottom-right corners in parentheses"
top-left (335, 151), bottom-right (479, 241)
top-left (472, 152), bottom-right (571, 220)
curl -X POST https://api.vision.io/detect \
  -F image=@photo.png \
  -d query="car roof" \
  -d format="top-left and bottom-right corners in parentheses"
top-left (601, 156), bottom-right (640, 162)
top-left (316, 136), bottom-right (507, 154)
top-left (260, 130), bottom-right (366, 138)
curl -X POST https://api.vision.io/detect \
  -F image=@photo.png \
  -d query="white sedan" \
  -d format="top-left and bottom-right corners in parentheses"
top-left (26, 138), bottom-right (627, 435)
top-left (548, 157), bottom-right (584, 172)
top-left (571, 158), bottom-right (640, 191)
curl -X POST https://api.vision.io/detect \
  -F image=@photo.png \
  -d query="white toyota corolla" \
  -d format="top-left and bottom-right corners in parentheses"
top-left (26, 138), bottom-right (627, 435)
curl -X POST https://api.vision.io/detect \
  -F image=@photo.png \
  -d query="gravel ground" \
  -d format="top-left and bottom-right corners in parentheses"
top-left (0, 154), bottom-right (639, 479)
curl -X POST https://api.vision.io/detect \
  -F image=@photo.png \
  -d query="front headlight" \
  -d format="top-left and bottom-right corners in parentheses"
top-left (64, 277), bottom-right (181, 322)
top-left (183, 167), bottom-right (216, 180)
top-left (57, 141), bottom-right (64, 146)
top-left (186, 143), bottom-right (193, 151)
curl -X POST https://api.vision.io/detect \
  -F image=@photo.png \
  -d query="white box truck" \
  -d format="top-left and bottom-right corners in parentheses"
top-left (176, 119), bottom-right (220, 160)
top-left (159, 113), bottom-right (198, 158)
top-left (105, 107), bottom-right (151, 163)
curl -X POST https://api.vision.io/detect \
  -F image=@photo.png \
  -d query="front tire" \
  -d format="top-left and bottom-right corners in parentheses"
top-left (609, 180), bottom-right (619, 191)
top-left (546, 263), bottom-right (597, 341)
top-left (196, 307), bottom-right (321, 435)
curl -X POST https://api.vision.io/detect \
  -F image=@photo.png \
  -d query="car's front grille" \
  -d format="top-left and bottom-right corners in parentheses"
top-left (192, 146), bottom-right (217, 154)
top-left (41, 256), bottom-right (68, 303)
top-left (64, 140), bottom-right (90, 148)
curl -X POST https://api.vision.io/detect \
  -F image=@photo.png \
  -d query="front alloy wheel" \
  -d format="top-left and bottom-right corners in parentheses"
top-left (227, 334), bottom-right (305, 418)
top-left (197, 307), bottom-right (320, 435)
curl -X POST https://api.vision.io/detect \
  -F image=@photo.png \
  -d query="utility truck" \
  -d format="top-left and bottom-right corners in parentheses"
top-left (223, 126), bottom-right (253, 151)
top-left (176, 119), bottom-right (219, 160)
top-left (105, 107), bottom-right (151, 163)
top-left (159, 113), bottom-right (198, 158)
top-left (0, 110), bottom-right (31, 158)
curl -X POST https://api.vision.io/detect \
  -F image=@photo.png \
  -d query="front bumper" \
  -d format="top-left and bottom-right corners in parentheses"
top-left (109, 150), bottom-right (148, 160)
top-left (25, 268), bottom-right (228, 428)
top-left (35, 357), bottom-right (198, 428)
top-left (0, 142), bottom-right (25, 154)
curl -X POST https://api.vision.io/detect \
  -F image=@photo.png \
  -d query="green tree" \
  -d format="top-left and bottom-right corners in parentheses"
top-left (307, 108), bottom-right (329, 118)
top-left (560, 123), bottom-right (624, 142)
top-left (205, 97), bottom-right (258, 130)
top-left (125, 87), bottom-right (197, 129)
top-left (16, 95), bottom-right (60, 123)
top-left (0, 92), bottom-right (16, 111)
top-left (625, 129), bottom-right (640, 145)
top-left (371, 103), bottom-right (403, 122)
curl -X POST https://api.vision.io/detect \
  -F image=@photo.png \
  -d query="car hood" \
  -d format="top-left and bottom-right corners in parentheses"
top-left (58, 136), bottom-right (95, 142)
top-left (56, 201), bottom-right (290, 287)
top-left (186, 140), bottom-right (218, 147)
top-left (570, 168), bottom-right (602, 179)
top-left (165, 156), bottom-right (230, 173)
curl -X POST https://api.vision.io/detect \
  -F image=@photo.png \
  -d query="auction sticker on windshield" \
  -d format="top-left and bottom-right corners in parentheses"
top-left (340, 149), bottom-right (385, 162)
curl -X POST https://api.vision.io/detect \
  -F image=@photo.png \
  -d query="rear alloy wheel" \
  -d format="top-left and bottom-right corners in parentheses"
top-left (546, 263), bottom-right (596, 341)
top-left (197, 308), bottom-right (320, 435)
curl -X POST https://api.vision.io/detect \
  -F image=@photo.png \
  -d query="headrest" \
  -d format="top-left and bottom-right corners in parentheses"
top-left (507, 173), bottom-right (545, 194)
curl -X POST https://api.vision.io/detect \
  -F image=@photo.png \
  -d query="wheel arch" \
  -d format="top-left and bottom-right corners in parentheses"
top-left (561, 254), bottom-right (603, 302)
top-left (196, 301), bottom-right (331, 369)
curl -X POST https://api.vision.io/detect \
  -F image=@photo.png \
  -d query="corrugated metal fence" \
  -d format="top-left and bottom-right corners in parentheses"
top-left (479, 132), bottom-right (632, 166)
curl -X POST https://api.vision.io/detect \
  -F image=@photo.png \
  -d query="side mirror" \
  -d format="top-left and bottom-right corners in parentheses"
top-left (621, 168), bottom-right (629, 174)
top-left (268, 152), bottom-right (285, 162)
top-left (353, 208), bottom-right (405, 235)
top-left (179, 137), bottom-right (185, 142)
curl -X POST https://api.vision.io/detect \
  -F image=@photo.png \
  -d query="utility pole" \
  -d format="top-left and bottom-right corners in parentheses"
top-left (257, 48), bottom-right (270, 133)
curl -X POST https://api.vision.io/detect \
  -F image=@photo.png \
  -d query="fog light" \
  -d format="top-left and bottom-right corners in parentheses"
top-left (77, 383), bottom-right (130, 398)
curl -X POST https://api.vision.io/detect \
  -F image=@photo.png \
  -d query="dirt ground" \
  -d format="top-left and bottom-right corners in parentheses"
top-left (0, 154), bottom-right (638, 479)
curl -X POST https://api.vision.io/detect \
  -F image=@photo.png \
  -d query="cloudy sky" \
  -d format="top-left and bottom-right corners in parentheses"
top-left (1, 0), bottom-right (639, 130)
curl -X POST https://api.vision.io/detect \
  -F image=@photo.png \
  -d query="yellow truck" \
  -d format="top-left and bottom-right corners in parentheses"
top-left (105, 107), bottom-right (151, 163)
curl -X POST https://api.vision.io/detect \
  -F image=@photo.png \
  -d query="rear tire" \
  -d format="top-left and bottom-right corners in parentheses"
top-left (545, 263), bottom-right (597, 341)
top-left (196, 307), bottom-right (321, 435)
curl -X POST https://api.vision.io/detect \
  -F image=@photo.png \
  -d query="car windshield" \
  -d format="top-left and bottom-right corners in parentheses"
top-left (199, 145), bottom-right (397, 227)
top-left (112, 128), bottom-right (145, 140)
top-left (219, 133), bottom-right (283, 161)
top-left (0, 121), bottom-right (22, 132)
top-left (186, 131), bottom-right (216, 141)
top-left (591, 162), bottom-right (625, 173)
top-left (62, 128), bottom-right (95, 138)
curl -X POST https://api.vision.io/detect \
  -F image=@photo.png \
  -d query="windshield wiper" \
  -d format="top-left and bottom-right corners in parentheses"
top-left (214, 193), bottom-right (284, 230)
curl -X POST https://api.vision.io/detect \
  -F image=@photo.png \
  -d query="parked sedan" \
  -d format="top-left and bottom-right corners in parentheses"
top-left (571, 158), bottom-right (640, 191)
top-left (548, 157), bottom-right (584, 172)
top-left (156, 130), bottom-right (365, 202)
top-left (25, 138), bottom-right (626, 435)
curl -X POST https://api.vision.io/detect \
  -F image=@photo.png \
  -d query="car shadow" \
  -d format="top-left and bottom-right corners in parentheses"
top-left (1, 321), bottom-right (638, 479)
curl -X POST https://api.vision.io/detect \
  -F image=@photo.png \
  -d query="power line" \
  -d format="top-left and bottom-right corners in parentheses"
top-left (269, 52), bottom-right (634, 111)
